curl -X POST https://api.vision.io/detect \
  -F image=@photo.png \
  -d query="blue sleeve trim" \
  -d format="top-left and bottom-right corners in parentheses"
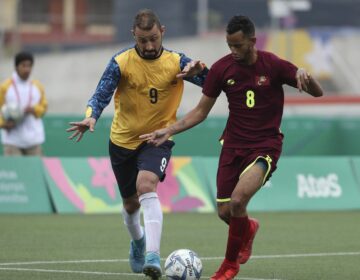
top-left (179, 53), bottom-right (192, 70)
top-left (87, 56), bottom-right (121, 120)
top-left (179, 53), bottom-right (208, 87)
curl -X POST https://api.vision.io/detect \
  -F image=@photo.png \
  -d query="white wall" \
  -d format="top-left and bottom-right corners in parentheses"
top-left (2, 33), bottom-right (359, 117)
top-left (0, 34), bottom-right (230, 116)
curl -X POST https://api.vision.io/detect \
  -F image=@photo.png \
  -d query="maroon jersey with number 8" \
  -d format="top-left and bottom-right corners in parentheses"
top-left (203, 50), bottom-right (298, 151)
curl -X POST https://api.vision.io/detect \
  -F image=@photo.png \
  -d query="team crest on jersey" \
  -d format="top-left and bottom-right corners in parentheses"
top-left (255, 75), bottom-right (270, 86)
top-left (226, 79), bottom-right (235, 85)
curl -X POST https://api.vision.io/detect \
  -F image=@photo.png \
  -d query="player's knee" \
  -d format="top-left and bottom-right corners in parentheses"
top-left (137, 172), bottom-right (158, 195)
top-left (217, 203), bottom-right (230, 223)
top-left (137, 181), bottom-right (157, 195)
top-left (230, 196), bottom-right (247, 213)
top-left (122, 197), bottom-right (140, 213)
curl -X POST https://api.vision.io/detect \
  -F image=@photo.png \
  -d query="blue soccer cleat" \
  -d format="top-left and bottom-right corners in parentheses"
top-left (143, 252), bottom-right (162, 279)
top-left (129, 234), bottom-right (145, 273)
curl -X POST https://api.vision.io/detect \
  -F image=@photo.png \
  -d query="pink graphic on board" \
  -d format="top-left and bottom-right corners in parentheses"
top-left (158, 160), bottom-right (204, 212)
top-left (43, 157), bottom-right (205, 213)
top-left (88, 158), bottom-right (117, 200)
top-left (42, 158), bottom-right (85, 211)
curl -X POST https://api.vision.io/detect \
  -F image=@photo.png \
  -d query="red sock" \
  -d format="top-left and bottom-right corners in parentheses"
top-left (225, 216), bottom-right (250, 262)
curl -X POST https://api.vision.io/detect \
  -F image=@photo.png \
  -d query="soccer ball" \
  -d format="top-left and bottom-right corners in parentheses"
top-left (1, 103), bottom-right (24, 123)
top-left (164, 249), bottom-right (203, 280)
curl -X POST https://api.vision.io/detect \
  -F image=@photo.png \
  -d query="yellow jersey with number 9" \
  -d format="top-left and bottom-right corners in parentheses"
top-left (111, 48), bottom-right (184, 149)
top-left (86, 46), bottom-right (207, 149)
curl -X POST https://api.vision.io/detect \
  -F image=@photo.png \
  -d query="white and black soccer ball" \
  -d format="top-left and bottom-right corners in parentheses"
top-left (1, 103), bottom-right (24, 123)
top-left (164, 249), bottom-right (203, 280)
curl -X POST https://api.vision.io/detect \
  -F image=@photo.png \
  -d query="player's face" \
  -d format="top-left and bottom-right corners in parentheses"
top-left (133, 25), bottom-right (164, 59)
top-left (16, 60), bottom-right (33, 80)
top-left (226, 31), bottom-right (256, 64)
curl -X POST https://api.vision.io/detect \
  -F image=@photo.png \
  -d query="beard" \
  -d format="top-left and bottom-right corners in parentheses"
top-left (141, 50), bottom-right (158, 59)
top-left (136, 38), bottom-right (163, 59)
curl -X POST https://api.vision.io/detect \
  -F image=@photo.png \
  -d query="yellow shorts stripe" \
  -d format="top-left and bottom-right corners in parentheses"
top-left (215, 155), bottom-right (273, 203)
top-left (239, 155), bottom-right (272, 186)
top-left (216, 197), bottom-right (231, 203)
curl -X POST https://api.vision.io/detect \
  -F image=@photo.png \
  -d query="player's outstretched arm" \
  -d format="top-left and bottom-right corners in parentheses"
top-left (66, 117), bottom-right (96, 142)
top-left (176, 60), bottom-right (206, 78)
top-left (296, 68), bottom-right (324, 97)
top-left (140, 95), bottom-right (216, 146)
top-left (0, 120), bottom-right (16, 131)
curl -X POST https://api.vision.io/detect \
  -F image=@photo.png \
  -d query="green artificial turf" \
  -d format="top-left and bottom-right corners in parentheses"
top-left (0, 211), bottom-right (359, 280)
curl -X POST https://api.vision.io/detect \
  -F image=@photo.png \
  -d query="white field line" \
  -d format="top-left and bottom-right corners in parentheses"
top-left (0, 259), bottom-right (126, 266)
top-left (0, 267), bottom-right (131, 276)
top-left (0, 267), bottom-right (279, 280)
top-left (1, 251), bottom-right (359, 266)
top-left (202, 251), bottom-right (360, 261)
top-left (0, 252), bottom-right (359, 280)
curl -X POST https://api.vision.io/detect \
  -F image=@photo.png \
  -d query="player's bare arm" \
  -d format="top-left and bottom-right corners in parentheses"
top-left (176, 60), bottom-right (206, 78)
top-left (1, 120), bottom-right (16, 131)
top-left (67, 117), bottom-right (96, 142)
top-left (140, 95), bottom-right (216, 146)
top-left (24, 106), bottom-right (35, 115)
top-left (296, 68), bottom-right (324, 97)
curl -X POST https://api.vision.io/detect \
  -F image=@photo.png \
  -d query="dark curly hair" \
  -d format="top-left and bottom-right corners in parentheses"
top-left (226, 15), bottom-right (255, 37)
top-left (15, 51), bottom-right (34, 67)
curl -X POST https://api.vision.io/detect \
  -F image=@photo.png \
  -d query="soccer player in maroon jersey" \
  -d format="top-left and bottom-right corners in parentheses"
top-left (140, 15), bottom-right (323, 279)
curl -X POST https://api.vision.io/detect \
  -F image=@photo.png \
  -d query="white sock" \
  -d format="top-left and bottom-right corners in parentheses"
top-left (139, 192), bottom-right (163, 254)
top-left (121, 207), bottom-right (144, 241)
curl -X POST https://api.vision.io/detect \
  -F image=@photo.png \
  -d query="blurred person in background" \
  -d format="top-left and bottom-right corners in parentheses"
top-left (66, 9), bottom-right (207, 280)
top-left (0, 51), bottom-right (47, 156)
top-left (140, 15), bottom-right (324, 279)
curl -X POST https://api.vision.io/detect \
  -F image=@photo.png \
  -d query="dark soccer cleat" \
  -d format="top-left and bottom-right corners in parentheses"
top-left (238, 218), bottom-right (259, 264)
top-left (210, 259), bottom-right (239, 280)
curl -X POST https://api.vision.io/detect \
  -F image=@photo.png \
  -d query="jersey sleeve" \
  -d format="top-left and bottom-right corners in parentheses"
top-left (32, 80), bottom-right (48, 118)
top-left (273, 54), bottom-right (298, 88)
top-left (86, 56), bottom-right (121, 120)
top-left (179, 53), bottom-right (208, 87)
top-left (202, 64), bottom-right (223, 98)
top-left (0, 81), bottom-right (7, 127)
top-left (0, 79), bottom-right (12, 127)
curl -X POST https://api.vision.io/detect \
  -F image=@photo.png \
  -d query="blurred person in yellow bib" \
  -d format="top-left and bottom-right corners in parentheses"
top-left (0, 51), bottom-right (48, 156)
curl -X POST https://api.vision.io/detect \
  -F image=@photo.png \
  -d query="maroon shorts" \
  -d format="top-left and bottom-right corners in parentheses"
top-left (216, 147), bottom-right (281, 200)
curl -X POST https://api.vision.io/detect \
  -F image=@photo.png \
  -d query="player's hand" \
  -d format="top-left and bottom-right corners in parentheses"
top-left (66, 117), bottom-right (96, 142)
top-left (3, 120), bottom-right (16, 131)
top-left (139, 128), bottom-right (171, 147)
top-left (24, 106), bottom-right (35, 115)
top-left (296, 68), bottom-right (311, 93)
top-left (176, 60), bottom-right (205, 78)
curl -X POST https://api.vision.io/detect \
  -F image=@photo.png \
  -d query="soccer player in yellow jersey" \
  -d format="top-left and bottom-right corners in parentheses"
top-left (67, 9), bottom-right (207, 279)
